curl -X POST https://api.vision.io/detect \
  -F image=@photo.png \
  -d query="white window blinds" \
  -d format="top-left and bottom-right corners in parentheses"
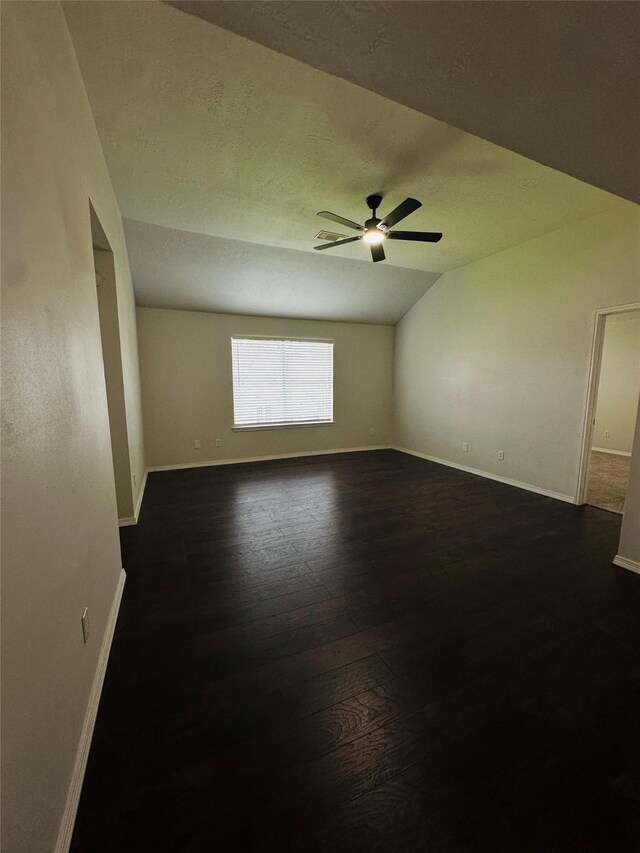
top-left (231, 337), bottom-right (334, 428)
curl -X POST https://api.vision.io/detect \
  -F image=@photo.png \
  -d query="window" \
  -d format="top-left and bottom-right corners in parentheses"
top-left (231, 337), bottom-right (334, 429)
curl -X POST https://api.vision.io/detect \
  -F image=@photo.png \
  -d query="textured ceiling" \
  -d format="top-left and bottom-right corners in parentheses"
top-left (125, 218), bottom-right (440, 324)
top-left (64, 1), bottom-right (635, 322)
top-left (170, 0), bottom-right (640, 204)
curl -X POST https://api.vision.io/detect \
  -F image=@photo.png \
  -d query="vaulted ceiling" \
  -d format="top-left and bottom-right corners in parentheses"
top-left (170, 0), bottom-right (640, 204)
top-left (64, 1), bottom-right (637, 324)
top-left (124, 219), bottom-right (439, 325)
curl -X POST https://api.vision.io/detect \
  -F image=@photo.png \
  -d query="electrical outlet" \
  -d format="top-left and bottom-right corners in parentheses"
top-left (463, 442), bottom-right (468, 452)
top-left (215, 438), bottom-right (221, 447)
top-left (369, 427), bottom-right (376, 436)
top-left (604, 430), bottom-right (610, 438)
top-left (498, 450), bottom-right (505, 460)
top-left (194, 439), bottom-right (201, 449)
top-left (81, 607), bottom-right (90, 644)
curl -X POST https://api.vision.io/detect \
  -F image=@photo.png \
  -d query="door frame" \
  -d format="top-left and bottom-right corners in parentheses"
top-left (575, 301), bottom-right (640, 505)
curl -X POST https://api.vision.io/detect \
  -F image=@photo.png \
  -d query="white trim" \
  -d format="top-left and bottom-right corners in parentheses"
top-left (232, 421), bottom-right (334, 432)
top-left (147, 446), bottom-right (390, 473)
top-left (392, 446), bottom-right (575, 504)
top-left (118, 468), bottom-right (148, 527)
top-left (231, 334), bottom-right (335, 344)
top-left (576, 301), bottom-right (640, 504)
top-left (592, 447), bottom-right (632, 457)
top-left (55, 568), bottom-right (126, 853)
top-left (613, 555), bottom-right (640, 575)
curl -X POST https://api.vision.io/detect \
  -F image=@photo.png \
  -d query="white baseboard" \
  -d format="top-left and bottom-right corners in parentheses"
top-left (592, 447), bottom-right (632, 457)
top-left (55, 568), bottom-right (126, 853)
top-left (613, 555), bottom-right (640, 575)
top-left (118, 468), bottom-right (148, 527)
top-left (392, 446), bottom-right (575, 504)
top-left (147, 445), bottom-right (390, 473)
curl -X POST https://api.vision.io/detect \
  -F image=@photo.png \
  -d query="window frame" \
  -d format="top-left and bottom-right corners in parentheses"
top-left (230, 334), bottom-right (335, 431)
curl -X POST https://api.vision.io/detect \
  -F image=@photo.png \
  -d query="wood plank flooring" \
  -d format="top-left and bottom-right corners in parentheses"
top-left (71, 450), bottom-right (640, 852)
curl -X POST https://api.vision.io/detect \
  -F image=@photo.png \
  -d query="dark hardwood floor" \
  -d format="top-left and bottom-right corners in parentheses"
top-left (71, 450), bottom-right (640, 852)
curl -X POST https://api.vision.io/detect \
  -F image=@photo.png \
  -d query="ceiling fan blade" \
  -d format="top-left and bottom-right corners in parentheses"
top-left (317, 211), bottom-right (364, 232)
top-left (370, 243), bottom-right (385, 263)
top-left (314, 236), bottom-right (362, 251)
top-left (378, 197), bottom-right (422, 229)
top-left (387, 231), bottom-right (443, 243)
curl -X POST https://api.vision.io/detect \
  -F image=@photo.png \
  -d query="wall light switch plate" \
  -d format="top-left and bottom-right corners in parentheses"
top-left (194, 439), bottom-right (201, 449)
top-left (604, 430), bottom-right (610, 438)
top-left (81, 607), bottom-right (90, 644)
top-left (463, 442), bottom-right (469, 452)
top-left (498, 450), bottom-right (505, 460)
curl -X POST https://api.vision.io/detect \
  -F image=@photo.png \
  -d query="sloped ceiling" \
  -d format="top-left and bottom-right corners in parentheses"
top-left (170, 0), bottom-right (640, 203)
top-left (125, 218), bottom-right (440, 324)
top-left (64, 1), bottom-right (636, 323)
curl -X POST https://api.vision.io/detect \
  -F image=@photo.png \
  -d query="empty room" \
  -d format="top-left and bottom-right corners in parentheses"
top-left (2, 2), bottom-right (640, 852)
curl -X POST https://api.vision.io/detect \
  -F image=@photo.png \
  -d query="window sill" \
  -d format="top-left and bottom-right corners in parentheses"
top-left (232, 421), bottom-right (335, 432)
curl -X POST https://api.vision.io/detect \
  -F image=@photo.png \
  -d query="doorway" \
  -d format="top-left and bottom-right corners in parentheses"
top-left (577, 303), bottom-right (640, 513)
top-left (90, 203), bottom-right (135, 521)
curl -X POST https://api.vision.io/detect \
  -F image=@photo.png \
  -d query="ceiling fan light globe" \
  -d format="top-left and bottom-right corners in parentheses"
top-left (363, 229), bottom-right (385, 245)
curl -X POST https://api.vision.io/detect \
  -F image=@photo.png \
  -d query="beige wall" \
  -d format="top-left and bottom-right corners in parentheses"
top-left (94, 247), bottom-right (134, 518)
top-left (593, 312), bottom-right (640, 454)
top-left (1, 4), bottom-right (144, 852)
top-left (137, 307), bottom-right (394, 467)
top-left (394, 206), bottom-right (640, 501)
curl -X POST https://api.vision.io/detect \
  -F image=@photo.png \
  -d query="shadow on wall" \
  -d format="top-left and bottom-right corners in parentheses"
top-left (90, 202), bottom-right (134, 520)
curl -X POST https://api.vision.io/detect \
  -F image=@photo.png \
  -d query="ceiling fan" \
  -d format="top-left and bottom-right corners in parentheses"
top-left (314, 194), bottom-right (442, 263)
